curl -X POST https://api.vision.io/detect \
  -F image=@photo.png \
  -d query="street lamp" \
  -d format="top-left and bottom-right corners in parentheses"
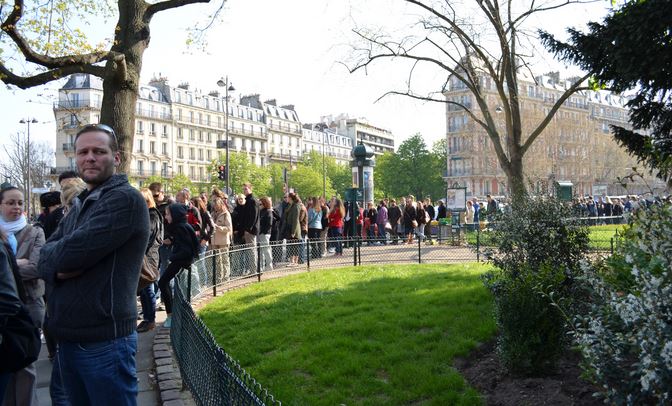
top-left (217, 76), bottom-right (235, 195)
top-left (315, 123), bottom-right (329, 198)
top-left (19, 118), bottom-right (38, 219)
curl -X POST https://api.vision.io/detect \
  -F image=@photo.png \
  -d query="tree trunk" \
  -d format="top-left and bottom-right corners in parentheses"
top-left (507, 152), bottom-right (527, 204)
top-left (100, 0), bottom-right (150, 174)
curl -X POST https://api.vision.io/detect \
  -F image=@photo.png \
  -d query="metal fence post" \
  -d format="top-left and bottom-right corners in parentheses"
top-left (353, 237), bottom-right (357, 266)
top-left (306, 237), bottom-right (311, 270)
top-left (257, 242), bottom-right (262, 282)
top-left (418, 236), bottom-right (422, 264)
top-left (186, 267), bottom-right (192, 303)
top-left (476, 225), bottom-right (481, 262)
top-left (610, 237), bottom-right (614, 255)
top-left (358, 237), bottom-right (362, 266)
top-left (212, 254), bottom-right (217, 297)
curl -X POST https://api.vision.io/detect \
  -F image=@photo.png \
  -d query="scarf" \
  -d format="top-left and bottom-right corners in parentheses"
top-left (0, 214), bottom-right (27, 235)
top-left (0, 215), bottom-right (27, 255)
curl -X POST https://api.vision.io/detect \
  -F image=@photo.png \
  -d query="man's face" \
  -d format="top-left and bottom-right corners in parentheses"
top-left (243, 184), bottom-right (252, 196)
top-left (153, 190), bottom-right (165, 203)
top-left (176, 191), bottom-right (186, 204)
top-left (75, 131), bottom-right (120, 189)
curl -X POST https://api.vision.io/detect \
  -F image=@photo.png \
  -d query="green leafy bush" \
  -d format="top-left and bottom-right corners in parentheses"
top-left (482, 195), bottom-right (591, 375)
top-left (482, 263), bottom-right (568, 375)
top-left (575, 203), bottom-right (672, 404)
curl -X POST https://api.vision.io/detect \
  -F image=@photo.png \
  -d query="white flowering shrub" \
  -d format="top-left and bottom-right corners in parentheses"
top-left (575, 203), bottom-right (672, 404)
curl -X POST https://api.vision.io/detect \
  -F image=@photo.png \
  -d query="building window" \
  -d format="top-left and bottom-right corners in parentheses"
top-left (137, 139), bottom-right (144, 153)
top-left (189, 148), bottom-right (195, 160)
top-left (162, 143), bottom-right (167, 155)
top-left (178, 165), bottom-right (183, 174)
top-left (207, 132), bottom-right (212, 143)
top-left (177, 146), bottom-right (183, 159)
top-left (198, 149), bottom-right (203, 161)
top-left (136, 121), bottom-right (144, 134)
top-left (190, 129), bottom-right (195, 141)
top-left (177, 128), bottom-right (183, 139)
top-left (149, 123), bottom-right (156, 136)
top-left (207, 149), bottom-right (211, 161)
top-left (162, 125), bottom-right (168, 137)
top-left (137, 161), bottom-right (144, 175)
top-left (149, 141), bottom-right (155, 154)
top-left (150, 161), bottom-right (157, 176)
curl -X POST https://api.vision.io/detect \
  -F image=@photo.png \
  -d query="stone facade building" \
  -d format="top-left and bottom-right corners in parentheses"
top-left (444, 71), bottom-right (661, 197)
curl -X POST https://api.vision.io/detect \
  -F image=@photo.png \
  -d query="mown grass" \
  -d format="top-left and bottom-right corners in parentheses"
top-left (199, 263), bottom-right (495, 405)
top-left (465, 223), bottom-right (628, 250)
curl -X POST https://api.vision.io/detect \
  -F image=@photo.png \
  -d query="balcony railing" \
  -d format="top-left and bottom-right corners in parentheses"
top-left (53, 99), bottom-right (102, 109)
top-left (228, 126), bottom-right (267, 140)
top-left (266, 122), bottom-right (302, 135)
top-left (62, 143), bottom-right (75, 152)
top-left (136, 109), bottom-right (172, 120)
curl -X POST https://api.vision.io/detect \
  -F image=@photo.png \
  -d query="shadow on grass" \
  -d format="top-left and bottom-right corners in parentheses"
top-left (199, 264), bottom-right (495, 406)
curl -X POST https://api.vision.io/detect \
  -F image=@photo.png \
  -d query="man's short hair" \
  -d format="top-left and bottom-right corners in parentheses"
top-left (148, 182), bottom-right (163, 193)
top-left (58, 170), bottom-right (78, 184)
top-left (75, 123), bottom-right (119, 152)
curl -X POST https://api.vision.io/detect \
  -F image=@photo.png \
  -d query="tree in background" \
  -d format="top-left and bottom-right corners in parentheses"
top-left (300, 150), bottom-right (351, 197)
top-left (348, 0), bottom-right (595, 200)
top-left (540, 0), bottom-right (672, 186)
top-left (0, 132), bottom-right (53, 203)
top-left (207, 152), bottom-right (270, 198)
top-left (289, 165), bottom-right (335, 200)
top-left (374, 134), bottom-right (444, 200)
top-left (0, 0), bottom-right (225, 173)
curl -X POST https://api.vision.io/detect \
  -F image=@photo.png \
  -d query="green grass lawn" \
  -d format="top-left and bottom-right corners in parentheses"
top-left (199, 263), bottom-right (495, 405)
top-left (464, 223), bottom-right (628, 250)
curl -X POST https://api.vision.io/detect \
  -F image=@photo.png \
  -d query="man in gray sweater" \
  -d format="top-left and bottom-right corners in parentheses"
top-left (39, 124), bottom-right (149, 406)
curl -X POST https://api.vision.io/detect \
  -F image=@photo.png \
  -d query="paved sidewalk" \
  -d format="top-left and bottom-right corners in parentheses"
top-left (36, 310), bottom-right (167, 406)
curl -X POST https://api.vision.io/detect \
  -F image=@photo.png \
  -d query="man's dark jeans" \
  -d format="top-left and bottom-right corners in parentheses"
top-left (58, 332), bottom-right (138, 406)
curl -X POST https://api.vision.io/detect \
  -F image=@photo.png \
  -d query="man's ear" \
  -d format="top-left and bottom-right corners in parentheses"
top-left (114, 152), bottom-right (121, 167)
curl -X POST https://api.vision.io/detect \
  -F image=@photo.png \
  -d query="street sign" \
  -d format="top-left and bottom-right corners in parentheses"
top-left (345, 188), bottom-right (363, 201)
top-left (216, 140), bottom-right (228, 149)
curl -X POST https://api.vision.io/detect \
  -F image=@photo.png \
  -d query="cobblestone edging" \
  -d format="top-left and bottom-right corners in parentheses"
top-left (153, 327), bottom-right (195, 406)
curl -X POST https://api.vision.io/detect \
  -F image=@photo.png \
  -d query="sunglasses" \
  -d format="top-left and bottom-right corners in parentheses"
top-left (76, 123), bottom-right (119, 146)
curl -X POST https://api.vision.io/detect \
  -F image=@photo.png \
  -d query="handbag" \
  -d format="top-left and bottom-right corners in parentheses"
top-left (138, 256), bottom-right (159, 291)
top-left (411, 220), bottom-right (418, 228)
top-left (0, 306), bottom-right (41, 373)
top-left (384, 221), bottom-right (392, 231)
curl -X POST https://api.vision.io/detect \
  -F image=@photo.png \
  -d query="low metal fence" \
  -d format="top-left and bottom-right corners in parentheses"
top-left (171, 222), bottom-right (617, 405)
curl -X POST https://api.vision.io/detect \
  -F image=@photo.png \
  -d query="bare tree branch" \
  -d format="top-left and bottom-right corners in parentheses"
top-left (522, 73), bottom-right (592, 153)
top-left (0, 61), bottom-right (105, 89)
top-left (145, 0), bottom-right (213, 18)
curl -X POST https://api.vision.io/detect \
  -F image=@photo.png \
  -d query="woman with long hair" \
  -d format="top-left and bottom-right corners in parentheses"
top-left (136, 188), bottom-right (163, 333)
top-left (0, 186), bottom-right (45, 405)
top-left (307, 197), bottom-right (322, 258)
top-left (403, 195), bottom-right (418, 244)
top-left (191, 196), bottom-right (214, 255)
top-left (328, 198), bottom-right (345, 255)
top-left (210, 197), bottom-right (232, 282)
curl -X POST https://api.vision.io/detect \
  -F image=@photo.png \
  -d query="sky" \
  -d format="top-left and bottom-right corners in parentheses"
top-left (0, 0), bottom-right (612, 159)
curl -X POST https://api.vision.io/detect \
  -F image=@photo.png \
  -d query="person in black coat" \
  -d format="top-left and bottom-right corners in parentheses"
top-left (158, 204), bottom-right (199, 328)
top-left (437, 200), bottom-right (447, 220)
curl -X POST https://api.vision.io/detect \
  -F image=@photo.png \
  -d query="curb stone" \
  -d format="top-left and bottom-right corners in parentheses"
top-left (152, 326), bottom-right (196, 406)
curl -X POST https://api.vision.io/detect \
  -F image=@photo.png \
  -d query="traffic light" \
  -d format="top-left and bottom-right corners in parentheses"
top-left (217, 165), bottom-right (226, 180)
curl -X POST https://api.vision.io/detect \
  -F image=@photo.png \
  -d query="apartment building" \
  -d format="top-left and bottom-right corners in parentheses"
top-left (53, 74), bottom-right (292, 184)
top-left (444, 71), bottom-right (660, 197)
top-left (301, 124), bottom-right (353, 165)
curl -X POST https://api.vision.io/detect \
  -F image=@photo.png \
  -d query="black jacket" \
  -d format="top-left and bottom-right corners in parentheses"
top-left (167, 204), bottom-right (200, 263)
top-left (388, 205), bottom-right (402, 226)
top-left (241, 194), bottom-right (260, 235)
top-left (39, 174), bottom-right (149, 342)
top-left (259, 207), bottom-right (273, 235)
top-left (437, 204), bottom-right (447, 219)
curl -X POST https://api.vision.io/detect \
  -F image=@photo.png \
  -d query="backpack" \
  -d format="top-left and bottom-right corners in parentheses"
top-left (186, 206), bottom-right (202, 234)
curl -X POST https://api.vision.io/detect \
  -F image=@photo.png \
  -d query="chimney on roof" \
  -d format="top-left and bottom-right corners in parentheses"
top-left (240, 94), bottom-right (262, 109)
top-left (265, 99), bottom-right (277, 106)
